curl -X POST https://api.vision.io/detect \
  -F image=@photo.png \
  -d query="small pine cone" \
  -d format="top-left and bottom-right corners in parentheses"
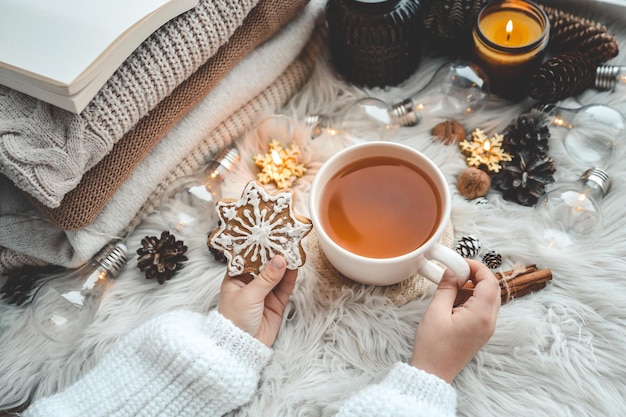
top-left (529, 51), bottom-right (597, 103)
top-left (455, 235), bottom-right (482, 258)
top-left (482, 251), bottom-right (502, 269)
top-left (137, 231), bottom-right (188, 284)
top-left (542, 5), bottom-right (619, 65)
top-left (492, 151), bottom-right (556, 207)
top-left (502, 113), bottom-right (551, 155)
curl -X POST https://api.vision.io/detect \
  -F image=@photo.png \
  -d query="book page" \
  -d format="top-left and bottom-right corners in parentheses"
top-left (0, 0), bottom-right (184, 88)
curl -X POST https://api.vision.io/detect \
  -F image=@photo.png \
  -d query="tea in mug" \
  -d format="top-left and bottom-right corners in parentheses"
top-left (319, 156), bottom-right (442, 258)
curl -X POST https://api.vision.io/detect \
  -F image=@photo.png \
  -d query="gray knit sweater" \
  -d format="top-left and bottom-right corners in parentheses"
top-left (22, 310), bottom-right (457, 417)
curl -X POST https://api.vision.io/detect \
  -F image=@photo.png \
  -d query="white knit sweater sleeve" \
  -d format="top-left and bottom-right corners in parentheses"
top-left (23, 309), bottom-right (272, 417)
top-left (336, 362), bottom-right (458, 417)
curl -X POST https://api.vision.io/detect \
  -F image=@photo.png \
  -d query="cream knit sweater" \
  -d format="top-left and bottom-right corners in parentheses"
top-left (22, 310), bottom-right (457, 417)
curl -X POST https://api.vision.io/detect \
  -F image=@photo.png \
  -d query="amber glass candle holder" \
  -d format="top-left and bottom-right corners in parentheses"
top-left (471, 0), bottom-right (549, 101)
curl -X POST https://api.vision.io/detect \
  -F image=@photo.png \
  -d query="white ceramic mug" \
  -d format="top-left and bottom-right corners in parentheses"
top-left (309, 141), bottom-right (469, 287)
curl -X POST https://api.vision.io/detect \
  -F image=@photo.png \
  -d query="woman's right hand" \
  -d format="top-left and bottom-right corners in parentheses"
top-left (218, 255), bottom-right (297, 348)
top-left (410, 259), bottom-right (501, 383)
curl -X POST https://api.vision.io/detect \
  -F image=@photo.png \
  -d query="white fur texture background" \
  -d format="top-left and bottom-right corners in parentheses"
top-left (1, 0), bottom-right (626, 415)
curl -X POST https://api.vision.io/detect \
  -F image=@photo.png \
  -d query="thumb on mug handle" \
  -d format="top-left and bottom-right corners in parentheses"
top-left (418, 244), bottom-right (470, 287)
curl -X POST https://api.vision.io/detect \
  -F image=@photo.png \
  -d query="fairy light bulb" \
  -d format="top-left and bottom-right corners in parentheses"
top-left (30, 241), bottom-right (127, 344)
top-left (533, 168), bottom-right (610, 249)
top-left (305, 97), bottom-right (399, 141)
top-left (594, 64), bottom-right (626, 92)
top-left (305, 60), bottom-right (489, 139)
top-left (160, 146), bottom-right (240, 238)
top-left (389, 60), bottom-right (490, 127)
top-left (532, 103), bottom-right (625, 167)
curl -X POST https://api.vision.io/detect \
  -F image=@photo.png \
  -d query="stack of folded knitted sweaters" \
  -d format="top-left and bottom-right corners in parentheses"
top-left (0, 0), bottom-right (325, 271)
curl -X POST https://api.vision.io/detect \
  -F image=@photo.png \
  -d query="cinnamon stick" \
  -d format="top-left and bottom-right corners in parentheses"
top-left (496, 264), bottom-right (537, 280)
top-left (499, 268), bottom-right (552, 302)
top-left (503, 282), bottom-right (548, 301)
top-left (454, 265), bottom-right (552, 306)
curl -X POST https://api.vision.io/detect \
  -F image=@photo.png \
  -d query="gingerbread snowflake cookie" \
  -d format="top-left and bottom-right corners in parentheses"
top-left (208, 181), bottom-right (312, 276)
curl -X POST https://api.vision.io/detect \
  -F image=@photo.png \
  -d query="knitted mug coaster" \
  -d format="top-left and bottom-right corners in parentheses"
top-left (307, 222), bottom-right (455, 306)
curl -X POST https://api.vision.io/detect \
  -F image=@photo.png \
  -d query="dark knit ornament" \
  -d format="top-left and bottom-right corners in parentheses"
top-left (482, 251), bottom-right (503, 269)
top-left (502, 113), bottom-right (551, 155)
top-left (492, 151), bottom-right (556, 207)
top-left (455, 235), bottom-right (482, 258)
top-left (541, 5), bottom-right (619, 65)
top-left (137, 231), bottom-right (188, 284)
top-left (529, 51), bottom-right (597, 103)
top-left (0, 265), bottom-right (64, 306)
top-left (422, 0), bottom-right (487, 55)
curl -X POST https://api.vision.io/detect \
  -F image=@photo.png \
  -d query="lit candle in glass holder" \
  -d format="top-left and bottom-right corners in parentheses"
top-left (471, 0), bottom-right (549, 101)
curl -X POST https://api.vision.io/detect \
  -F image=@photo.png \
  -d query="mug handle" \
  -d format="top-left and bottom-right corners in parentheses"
top-left (418, 244), bottom-right (470, 287)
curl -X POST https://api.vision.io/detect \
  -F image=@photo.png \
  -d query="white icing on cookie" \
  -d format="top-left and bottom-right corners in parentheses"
top-left (209, 181), bottom-right (312, 276)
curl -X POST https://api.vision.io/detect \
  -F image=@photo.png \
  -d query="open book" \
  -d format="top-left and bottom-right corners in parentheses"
top-left (0, 0), bottom-right (198, 114)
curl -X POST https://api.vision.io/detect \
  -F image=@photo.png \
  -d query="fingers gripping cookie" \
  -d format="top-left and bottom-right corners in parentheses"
top-left (208, 181), bottom-right (312, 276)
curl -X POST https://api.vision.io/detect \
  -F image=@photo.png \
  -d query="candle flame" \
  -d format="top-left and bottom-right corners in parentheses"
top-left (271, 149), bottom-right (283, 165)
top-left (506, 20), bottom-right (513, 41)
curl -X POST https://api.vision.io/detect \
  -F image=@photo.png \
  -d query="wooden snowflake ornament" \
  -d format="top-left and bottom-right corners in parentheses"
top-left (253, 140), bottom-right (307, 189)
top-left (208, 181), bottom-right (312, 276)
top-left (459, 128), bottom-right (512, 173)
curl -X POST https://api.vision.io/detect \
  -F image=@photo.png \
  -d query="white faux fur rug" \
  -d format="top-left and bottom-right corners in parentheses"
top-left (2, 0), bottom-right (626, 415)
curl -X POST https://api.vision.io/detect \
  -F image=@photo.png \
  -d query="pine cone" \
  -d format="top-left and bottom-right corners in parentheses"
top-left (542, 5), bottom-right (619, 65)
top-left (0, 265), bottom-right (64, 306)
top-left (492, 151), bottom-right (556, 206)
top-left (137, 231), bottom-right (188, 284)
top-left (502, 113), bottom-right (551, 155)
top-left (529, 51), bottom-right (597, 103)
top-left (455, 235), bottom-right (482, 258)
top-left (482, 251), bottom-right (503, 269)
